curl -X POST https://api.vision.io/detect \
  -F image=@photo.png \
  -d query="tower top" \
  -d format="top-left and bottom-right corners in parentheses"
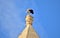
top-left (18, 9), bottom-right (39, 38)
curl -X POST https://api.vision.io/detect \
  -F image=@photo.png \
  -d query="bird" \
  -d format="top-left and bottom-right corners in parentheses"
top-left (27, 9), bottom-right (34, 14)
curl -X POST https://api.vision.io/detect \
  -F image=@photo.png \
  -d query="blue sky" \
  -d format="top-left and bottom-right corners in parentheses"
top-left (0, 0), bottom-right (60, 38)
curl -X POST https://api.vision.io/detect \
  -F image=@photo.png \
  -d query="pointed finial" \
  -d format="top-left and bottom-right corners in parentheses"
top-left (26, 8), bottom-right (33, 26)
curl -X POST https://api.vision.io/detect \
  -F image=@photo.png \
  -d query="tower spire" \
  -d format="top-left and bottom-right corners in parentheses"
top-left (18, 8), bottom-right (39, 38)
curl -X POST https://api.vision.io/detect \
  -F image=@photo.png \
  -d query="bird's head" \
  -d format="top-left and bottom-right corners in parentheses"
top-left (26, 8), bottom-right (34, 14)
